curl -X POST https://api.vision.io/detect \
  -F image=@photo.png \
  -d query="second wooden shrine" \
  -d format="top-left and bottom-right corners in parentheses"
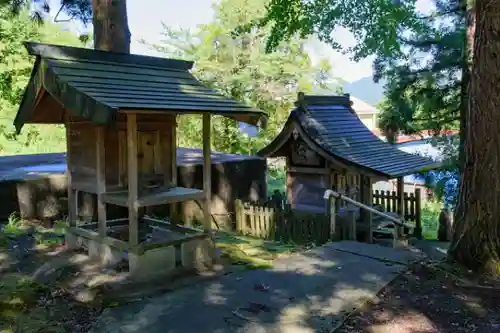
top-left (258, 93), bottom-right (439, 241)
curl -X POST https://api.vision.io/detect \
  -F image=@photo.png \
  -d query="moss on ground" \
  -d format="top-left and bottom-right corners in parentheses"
top-left (215, 231), bottom-right (302, 270)
top-left (0, 273), bottom-right (51, 332)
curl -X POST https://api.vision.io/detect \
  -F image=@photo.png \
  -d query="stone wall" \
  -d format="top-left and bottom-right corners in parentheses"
top-left (0, 156), bottom-right (267, 231)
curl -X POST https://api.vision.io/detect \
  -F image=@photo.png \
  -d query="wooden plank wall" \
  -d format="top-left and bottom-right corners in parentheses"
top-left (116, 114), bottom-right (174, 187)
top-left (67, 122), bottom-right (97, 184)
top-left (331, 171), bottom-right (361, 206)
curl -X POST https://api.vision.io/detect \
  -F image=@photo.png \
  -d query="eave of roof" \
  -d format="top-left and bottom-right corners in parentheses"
top-left (259, 94), bottom-right (441, 178)
top-left (14, 42), bottom-right (267, 132)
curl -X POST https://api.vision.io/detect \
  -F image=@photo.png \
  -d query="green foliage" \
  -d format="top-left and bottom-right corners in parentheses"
top-left (421, 200), bottom-right (442, 240)
top-left (374, 1), bottom-right (463, 141)
top-left (267, 161), bottom-right (286, 194)
top-left (150, 0), bottom-right (331, 153)
top-left (0, 5), bottom-right (83, 154)
top-left (373, 1), bottom-right (464, 205)
top-left (1, 212), bottom-right (25, 238)
top-left (0, 0), bottom-right (92, 24)
top-left (248, 0), bottom-right (425, 59)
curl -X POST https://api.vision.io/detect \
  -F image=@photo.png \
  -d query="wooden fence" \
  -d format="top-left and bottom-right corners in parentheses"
top-left (235, 200), bottom-right (330, 245)
top-left (236, 188), bottom-right (423, 244)
top-left (372, 188), bottom-right (421, 224)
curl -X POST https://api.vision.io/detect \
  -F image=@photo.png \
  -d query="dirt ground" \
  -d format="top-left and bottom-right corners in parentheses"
top-left (0, 220), bottom-right (103, 333)
top-left (0, 223), bottom-right (302, 333)
top-left (337, 262), bottom-right (500, 333)
top-left (4, 219), bottom-right (500, 333)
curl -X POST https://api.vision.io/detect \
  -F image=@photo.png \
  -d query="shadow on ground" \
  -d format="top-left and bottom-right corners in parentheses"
top-left (337, 261), bottom-right (500, 333)
top-left (89, 242), bottom-right (423, 333)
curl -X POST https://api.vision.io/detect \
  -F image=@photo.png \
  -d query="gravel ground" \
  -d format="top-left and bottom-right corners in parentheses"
top-left (337, 262), bottom-right (500, 333)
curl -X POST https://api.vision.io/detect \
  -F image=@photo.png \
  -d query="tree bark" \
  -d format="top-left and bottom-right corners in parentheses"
top-left (457, 0), bottom-right (474, 173)
top-left (448, 0), bottom-right (500, 275)
top-left (92, 0), bottom-right (131, 53)
top-left (450, 0), bottom-right (475, 251)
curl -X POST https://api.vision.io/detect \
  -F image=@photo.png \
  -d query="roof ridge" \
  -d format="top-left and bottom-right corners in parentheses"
top-left (24, 42), bottom-right (194, 71)
top-left (295, 92), bottom-right (352, 108)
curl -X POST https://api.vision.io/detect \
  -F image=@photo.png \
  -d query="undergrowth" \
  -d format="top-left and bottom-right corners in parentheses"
top-left (421, 201), bottom-right (441, 240)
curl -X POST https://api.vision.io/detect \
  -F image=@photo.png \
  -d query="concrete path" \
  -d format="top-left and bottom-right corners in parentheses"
top-left (90, 241), bottom-right (425, 333)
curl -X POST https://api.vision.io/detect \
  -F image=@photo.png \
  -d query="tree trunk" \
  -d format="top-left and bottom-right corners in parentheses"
top-left (92, 0), bottom-right (131, 53)
top-left (448, 0), bottom-right (500, 276)
top-left (457, 0), bottom-right (474, 173)
top-left (450, 0), bottom-right (475, 250)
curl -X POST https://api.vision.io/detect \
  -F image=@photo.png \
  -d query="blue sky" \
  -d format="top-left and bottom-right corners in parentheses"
top-left (49, 0), bottom-right (434, 83)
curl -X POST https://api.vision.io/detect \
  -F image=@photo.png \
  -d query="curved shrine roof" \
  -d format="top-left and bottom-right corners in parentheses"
top-left (259, 94), bottom-right (441, 178)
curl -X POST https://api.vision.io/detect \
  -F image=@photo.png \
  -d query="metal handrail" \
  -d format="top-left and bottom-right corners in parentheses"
top-left (323, 189), bottom-right (414, 230)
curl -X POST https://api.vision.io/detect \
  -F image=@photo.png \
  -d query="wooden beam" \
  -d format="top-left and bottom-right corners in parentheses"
top-left (397, 176), bottom-right (405, 218)
top-left (170, 116), bottom-right (178, 218)
top-left (66, 125), bottom-right (77, 228)
top-left (127, 113), bottom-right (139, 246)
top-left (365, 176), bottom-right (373, 243)
top-left (288, 166), bottom-right (330, 174)
top-left (328, 195), bottom-right (337, 240)
top-left (102, 187), bottom-right (204, 207)
top-left (170, 116), bottom-right (178, 186)
top-left (96, 127), bottom-right (107, 245)
top-left (359, 175), bottom-right (373, 243)
top-left (202, 113), bottom-right (211, 232)
top-left (153, 130), bottom-right (162, 175)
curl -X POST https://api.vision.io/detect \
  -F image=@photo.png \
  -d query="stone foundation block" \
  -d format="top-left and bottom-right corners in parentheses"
top-left (100, 244), bottom-right (124, 266)
top-left (128, 246), bottom-right (176, 280)
top-left (65, 231), bottom-right (78, 250)
top-left (88, 239), bottom-right (100, 259)
top-left (181, 238), bottom-right (216, 270)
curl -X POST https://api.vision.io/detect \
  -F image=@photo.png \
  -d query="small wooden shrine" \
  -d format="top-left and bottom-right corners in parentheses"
top-left (14, 42), bottom-right (266, 279)
top-left (258, 93), bottom-right (439, 241)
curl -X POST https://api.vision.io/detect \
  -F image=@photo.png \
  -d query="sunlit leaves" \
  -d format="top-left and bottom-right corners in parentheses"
top-left (0, 4), bottom-right (83, 153)
top-left (244, 0), bottom-right (425, 60)
top-left (151, 0), bottom-right (332, 154)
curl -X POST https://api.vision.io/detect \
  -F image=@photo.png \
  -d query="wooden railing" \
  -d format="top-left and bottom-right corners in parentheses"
top-left (324, 189), bottom-right (415, 248)
top-left (234, 200), bottom-right (330, 245)
top-left (373, 189), bottom-right (421, 223)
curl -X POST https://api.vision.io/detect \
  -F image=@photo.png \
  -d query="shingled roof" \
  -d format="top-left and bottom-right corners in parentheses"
top-left (258, 94), bottom-right (440, 178)
top-left (14, 42), bottom-right (266, 132)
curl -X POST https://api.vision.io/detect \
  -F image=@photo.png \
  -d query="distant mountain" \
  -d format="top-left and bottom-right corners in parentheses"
top-left (343, 76), bottom-right (386, 106)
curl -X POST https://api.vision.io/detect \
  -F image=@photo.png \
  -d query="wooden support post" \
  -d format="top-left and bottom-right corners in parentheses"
top-left (235, 199), bottom-right (244, 234)
top-left (365, 176), bottom-right (373, 243)
top-left (414, 188), bottom-right (423, 239)
top-left (96, 127), bottom-right (107, 247)
top-left (170, 115), bottom-right (178, 220)
top-left (359, 175), bottom-right (373, 243)
top-left (65, 125), bottom-right (77, 249)
top-left (202, 114), bottom-right (211, 233)
top-left (396, 176), bottom-right (405, 217)
top-left (327, 195), bottom-right (336, 240)
top-left (347, 209), bottom-right (357, 241)
top-left (127, 114), bottom-right (139, 246)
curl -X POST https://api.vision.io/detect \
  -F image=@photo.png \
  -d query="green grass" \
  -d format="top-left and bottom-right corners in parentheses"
top-left (421, 200), bottom-right (441, 240)
top-left (0, 213), bottom-right (29, 249)
top-left (215, 231), bottom-right (301, 270)
top-left (0, 273), bottom-right (53, 333)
